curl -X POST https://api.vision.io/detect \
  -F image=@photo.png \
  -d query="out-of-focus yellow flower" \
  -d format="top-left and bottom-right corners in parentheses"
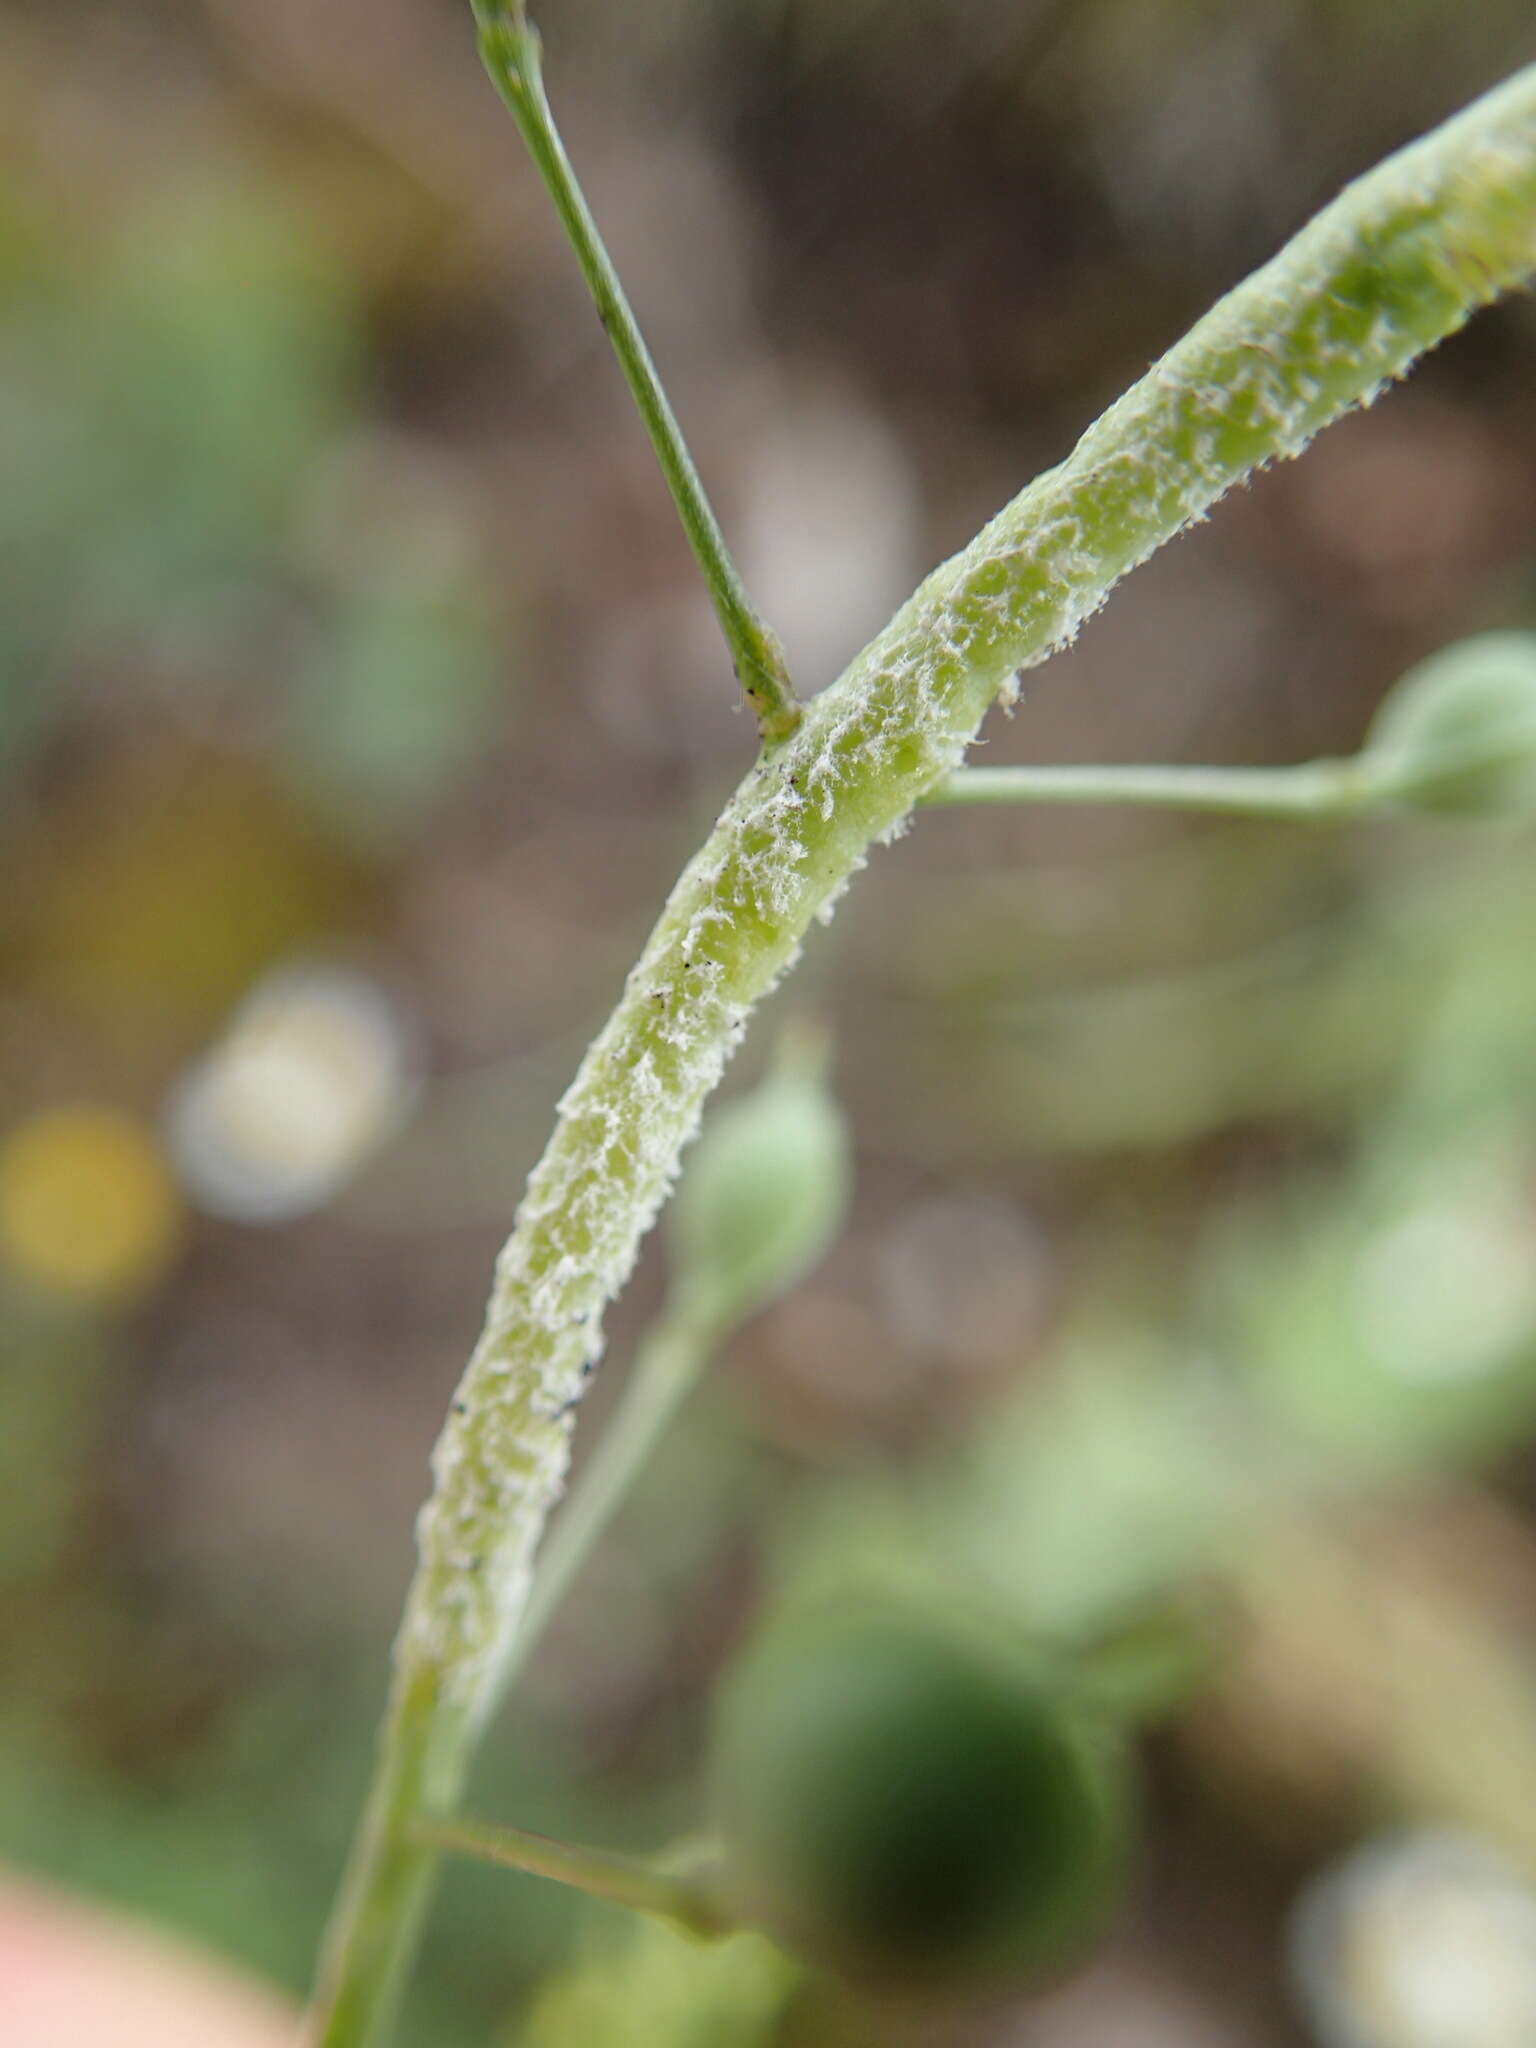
top-left (0, 1105), bottom-right (183, 1303)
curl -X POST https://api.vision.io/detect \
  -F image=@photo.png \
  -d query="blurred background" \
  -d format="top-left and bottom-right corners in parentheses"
top-left (5, 1), bottom-right (1536, 2042)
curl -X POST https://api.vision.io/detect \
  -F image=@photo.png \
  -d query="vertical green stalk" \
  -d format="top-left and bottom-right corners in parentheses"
top-left (309, 63), bottom-right (1536, 2046)
top-left (472, 1), bottom-right (799, 745)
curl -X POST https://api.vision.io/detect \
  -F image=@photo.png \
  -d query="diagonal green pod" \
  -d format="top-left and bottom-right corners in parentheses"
top-left (310, 62), bottom-right (1536, 2047)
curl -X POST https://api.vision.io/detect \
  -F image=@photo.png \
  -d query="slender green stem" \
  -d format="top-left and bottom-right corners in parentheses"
top-left (306, 1664), bottom-right (457, 2048)
top-left (507, 1305), bottom-right (717, 1681)
top-left (471, 1), bottom-right (799, 746)
top-left (309, 62), bottom-right (1536, 2048)
top-left (416, 1815), bottom-right (731, 1940)
top-left (1064, 1594), bottom-right (1230, 1725)
top-left (925, 757), bottom-right (1369, 817)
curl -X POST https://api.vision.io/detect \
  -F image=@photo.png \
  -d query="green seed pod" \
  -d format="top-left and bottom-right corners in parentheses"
top-left (1362, 632), bottom-right (1536, 815)
top-left (669, 1029), bottom-right (850, 1328)
top-left (710, 1597), bottom-right (1129, 1988)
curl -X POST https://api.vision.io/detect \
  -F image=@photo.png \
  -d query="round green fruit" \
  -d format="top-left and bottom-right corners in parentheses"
top-left (1363, 632), bottom-right (1536, 816)
top-left (710, 1598), bottom-right (1128, 1988)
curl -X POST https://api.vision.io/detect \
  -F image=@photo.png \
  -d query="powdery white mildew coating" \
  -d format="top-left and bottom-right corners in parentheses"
top-left (397, 78), bottom-right (1536, 1754)
top-left (311, 66), bottom-right (1536, 2048)
top-left (290, 90), bottom-right (1536, 1946)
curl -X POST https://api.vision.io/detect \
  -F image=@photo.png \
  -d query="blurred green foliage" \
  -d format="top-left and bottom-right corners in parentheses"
top-left (0, 176), bottom-right (510, 846)
top-left (519, 1918), bottom-right (793, 2048)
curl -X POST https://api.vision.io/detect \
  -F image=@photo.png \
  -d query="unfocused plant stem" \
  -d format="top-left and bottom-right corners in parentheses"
top-left (308, 60), bottom-right (1536, 2048)
top-left (416, 1815), bottom-right (732, 1939)
top-left (471, 0), bottom-right (799, 745)
top-left (927, 758), bottom-right (1369, 817)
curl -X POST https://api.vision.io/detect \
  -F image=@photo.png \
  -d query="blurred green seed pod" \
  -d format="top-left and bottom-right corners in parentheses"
top-left (710, 1596), bottom-right (1130, 1989)
top-left (669, 1025), bottom-right (851, 1328)
top-left (521, 1914), bottom-right (795, 2048)
top-left (1362, 632), bottom-right (1536, 816)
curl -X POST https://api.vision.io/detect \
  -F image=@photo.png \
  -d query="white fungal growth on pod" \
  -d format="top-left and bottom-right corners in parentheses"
top-left (668, 1029), bottom-right (851, 1329)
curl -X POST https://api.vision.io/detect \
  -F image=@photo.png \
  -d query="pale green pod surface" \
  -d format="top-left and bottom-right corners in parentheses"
top-left (668, 1043), bottom-right (851, 1327)
top-left (1363, 632), bottom-right (1536, 815)
top-left (521, 1916), bottom-right (794, 2048)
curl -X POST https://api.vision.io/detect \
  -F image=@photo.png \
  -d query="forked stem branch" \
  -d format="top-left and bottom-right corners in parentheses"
top-left (472, 1), bottom-right (800, 745)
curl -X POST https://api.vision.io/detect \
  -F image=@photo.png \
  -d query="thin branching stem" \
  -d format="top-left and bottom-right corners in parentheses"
top-left (925, 758), bottom-right (1369, 817)
top-left (471, 1), bottom-right (800, 745)
top-left (416, 1816), bottom-right (732, 1940)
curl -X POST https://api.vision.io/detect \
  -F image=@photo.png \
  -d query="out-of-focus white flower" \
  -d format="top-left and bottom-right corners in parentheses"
top-left (1290, 1831), bottom-right (1536, 2048)
top-left (165, 965), bottom-right (415, 1222)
